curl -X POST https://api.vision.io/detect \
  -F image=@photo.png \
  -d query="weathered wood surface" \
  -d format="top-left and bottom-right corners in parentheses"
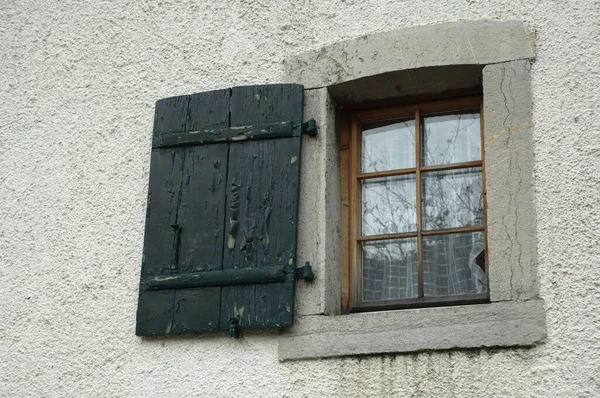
top-left (137, 94), bottom-right (190, 336)
top-left (137, 90), bottom-right (230, 335)
top-left (220, 85), bottom-right (303, 330)
top-left (152, 95), bottom-right (189, 136)
top-left (156, 121), bottom-right (294, 148)
top-left (145, 265), bottom-right (288, 290)
top-left (136, 148), bottom-right (185, 336)
top-left (137, 84), bottom-right (304, 336)
top-left (171, 90), bottom-right (230, 334)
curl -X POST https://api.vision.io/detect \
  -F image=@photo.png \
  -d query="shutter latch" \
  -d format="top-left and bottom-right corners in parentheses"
top-left (296, 262), bottom-right (315, 282)
top-left (302, 119), bottom-right (318, 137)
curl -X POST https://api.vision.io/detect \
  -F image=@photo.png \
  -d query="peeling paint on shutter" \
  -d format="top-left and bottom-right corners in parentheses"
top-left (220, 85), bottom-right (303, 330)
top-left (136, 84), bottom-right (304, 336)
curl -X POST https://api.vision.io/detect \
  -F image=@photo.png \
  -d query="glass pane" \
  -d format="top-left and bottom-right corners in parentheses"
top-left (421, 113), bottom-right (481, 166)
top-left (423, 232), bottom-right (487, 297)
top-left (362, 175), bottom-right (417, 236)
top-left (362, 118), bottom-right (415, 173)
top-left (362, 238), bottom-right (418, 301)
top-left (422, 167), bottom-right (483, 231)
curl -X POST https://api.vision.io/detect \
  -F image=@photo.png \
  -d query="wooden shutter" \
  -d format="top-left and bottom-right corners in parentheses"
top-left (136, 84), bottom-right (304, 336)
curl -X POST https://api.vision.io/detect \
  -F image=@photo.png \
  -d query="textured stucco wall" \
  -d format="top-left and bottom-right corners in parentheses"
top-left (1, 1), bottom-right (599, 397)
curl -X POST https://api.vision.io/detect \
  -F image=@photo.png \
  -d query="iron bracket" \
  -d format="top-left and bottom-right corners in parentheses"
top-left (296, 262), bottom-right (315, 282)
top-left (302, 119), bottom-right (318, 137)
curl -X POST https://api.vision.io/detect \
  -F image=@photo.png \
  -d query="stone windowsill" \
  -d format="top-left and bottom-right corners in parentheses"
top-left (279, 299), bottom-right (546, 361)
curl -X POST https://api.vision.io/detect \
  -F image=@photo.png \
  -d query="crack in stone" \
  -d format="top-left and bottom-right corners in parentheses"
top-left (509, 63), bottom-right (525, 299)
top-left (500, 63), bottom-right (515, 300)
top-left (461, 25), bottom-right (479, 63)
top-left (514, 150), bottom-right (524, 298)
top-left (499, 62), bottom-right (528, 300)
top-left (487, 121), bottom-right (532, 142)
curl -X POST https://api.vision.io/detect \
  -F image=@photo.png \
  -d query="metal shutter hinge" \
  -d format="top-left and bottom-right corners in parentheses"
top-left (302, 119), bottom-right (318, 137)
top-left (296, 262), bottom-right (315, 282)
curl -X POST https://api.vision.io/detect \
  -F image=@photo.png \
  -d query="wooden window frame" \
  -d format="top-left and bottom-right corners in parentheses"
top-left (340, 95), bottom-right (490, 313)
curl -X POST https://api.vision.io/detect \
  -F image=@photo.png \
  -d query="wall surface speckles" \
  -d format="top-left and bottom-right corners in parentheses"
top-left (1, 1), bottom-right (599, 397)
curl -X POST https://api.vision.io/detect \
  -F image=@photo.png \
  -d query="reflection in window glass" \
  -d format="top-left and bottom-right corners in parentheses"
top-left (421, 167), bottom-right (483, 231)
top-left (422, 113), bottom-right (481, 166)
top-left (423, 232), bottom-right (487, 297)
top-left (362, 119), bottom-right (415, 173)
top-left (353, 104), bottom-right (487, 308)
top-left (362, 175), bottom-right (417, 236)
top-left (362, 238), bottom-right (418, 301)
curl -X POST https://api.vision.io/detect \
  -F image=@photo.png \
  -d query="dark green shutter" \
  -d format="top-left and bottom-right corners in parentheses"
top-left (136, 84), bottom-right (304, 336)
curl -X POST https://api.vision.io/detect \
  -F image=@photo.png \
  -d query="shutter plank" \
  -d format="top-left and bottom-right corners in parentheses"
top-left (171, 145), bottom-right (227, 333)
top-left (152, 95), bottom-right (190, 146)
top-left (220, 85), bottom-right (303, 330)
top-left (136, 148), bottom-right (185, 336)
top-left (138, 95), bottom-right (189, 336)
top-left (229, 85), bottom-right (303, 132)
top-left (186, 89), bottom-right (230, 131)
top-left (170, 90), bottom-right (230, 334)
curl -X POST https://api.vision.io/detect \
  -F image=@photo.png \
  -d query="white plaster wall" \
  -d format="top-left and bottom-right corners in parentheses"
top-left (0, 1), bottom-right (598, 397)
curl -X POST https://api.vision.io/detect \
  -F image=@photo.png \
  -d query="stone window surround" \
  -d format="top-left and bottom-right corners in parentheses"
top-left (279, 20), bottom-right (546, 361)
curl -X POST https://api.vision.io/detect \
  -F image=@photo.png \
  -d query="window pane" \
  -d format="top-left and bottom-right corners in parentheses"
top-left (362, 238), bottom-right (418, 301)
top-left (362, 175), bottom-right (417, 236)
top-left (423, 232), bottom-right (487, 297)
top-left (422, 167), bottom-right (483, 231)
top-left (421, 113), bottom-right (481, 166)
top-left (362, 118), bottom-right (415, 173)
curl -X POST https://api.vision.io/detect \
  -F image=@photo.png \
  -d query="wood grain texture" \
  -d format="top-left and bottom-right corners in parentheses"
top-left (137, 90), bottom-right (231, 336)
top-left (220, 84), bottom-right (303, 330)
top-left (171, 89), bottom-right (230, 334)
top-left (152, 95), bottom-right (189, 145)
top-left (170, 144), bottom-right (228, 333)
top-left (348, 115), bottom-right (361, 310)
top-left (136, 148), bottom-right (185, 335)
top-left (146, 265), bottom-right (288, 290)
top-left (137, 92), bottom-right (190, 335)
top-left (156, 121), bottom-right (294, 148)
top-left (186, 90), bottom-right (230, 131)
top-left (339, 111), bottom-right (351, 313)
top-left (138, 85), bottom-right (304, 335)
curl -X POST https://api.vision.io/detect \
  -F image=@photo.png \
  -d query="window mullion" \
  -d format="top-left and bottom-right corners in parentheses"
top-left (415, 109), bottom-right (424, 299)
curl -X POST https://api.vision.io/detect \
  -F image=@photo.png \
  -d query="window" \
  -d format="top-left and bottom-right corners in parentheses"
top-left (279, 21), bottom-right (545, 360)
top-left (280, 58), bottom-right (547, 359)
top-left (343, 96), bottom-right (489, 312)
top-left (132, 20), bottom-right (544, 360)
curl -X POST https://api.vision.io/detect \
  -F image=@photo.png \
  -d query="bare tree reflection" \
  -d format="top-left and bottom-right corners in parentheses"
top-left (361, 114), bottom-right (487, 301)
top-left (361, 119), bottom-right (418, 300)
